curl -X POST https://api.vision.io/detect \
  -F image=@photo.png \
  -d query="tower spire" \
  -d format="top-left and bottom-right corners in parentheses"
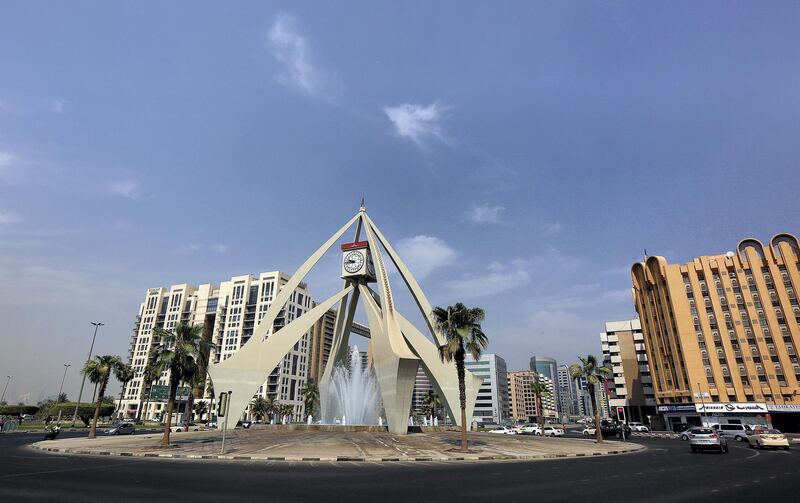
top-left (360, 195), bottom-right (366, 212)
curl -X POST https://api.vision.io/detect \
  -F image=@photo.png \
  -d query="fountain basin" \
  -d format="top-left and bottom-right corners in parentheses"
top-left (249, 424), bottom-right (457, 433)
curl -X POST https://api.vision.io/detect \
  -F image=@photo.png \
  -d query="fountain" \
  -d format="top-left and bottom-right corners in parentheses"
top-left (322, 346), bottom-right (381, 425)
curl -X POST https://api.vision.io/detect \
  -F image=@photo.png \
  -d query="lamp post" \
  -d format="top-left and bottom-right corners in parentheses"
top-left (56, 364), bottom-right (71, 423)
top-left (1, 375), bottom-right (10, 403)
top-left (71, 322), bottom-right (104, 427)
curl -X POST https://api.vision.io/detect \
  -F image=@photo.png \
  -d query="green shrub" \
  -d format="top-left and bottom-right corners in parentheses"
top-left (0, 405), bottom-right (40, 416)
top-left (49, 402), bottom-right (114, 426)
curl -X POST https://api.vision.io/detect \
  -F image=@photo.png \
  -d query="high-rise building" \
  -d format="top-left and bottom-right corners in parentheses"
top-left (119, 272), bottom-right (314, 423)
top-left (508, 370), bottom-right (557, 423)
top-left (308, 308), bottom-right (370, 383)
top-left (600, 319), bottom-right (656, 423)
top-left (632, 234), bottom-right (800, 431)
top-left (530, 355), bottom-right (561, 414)
top-left (556, 365), bottom-right (576, 416)
top-left (464, 353), bottom-right (509, 424)
top-left (411, 366), bottom-right (433, 416)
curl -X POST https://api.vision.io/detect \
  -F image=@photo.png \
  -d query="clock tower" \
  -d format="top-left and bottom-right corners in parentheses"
top-left (341, 241), bottom-right (376, 280)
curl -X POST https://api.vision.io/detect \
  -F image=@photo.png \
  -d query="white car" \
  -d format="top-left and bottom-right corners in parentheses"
top-left (541, 426), bottom-right (564, 437)
top-left (488, 426), bottom-right (518, 435)
top-left (519, 424), bottom-right (542, 435)
top-left (170, 423), bottom-right (202, 433)
top-left (628, 422), bottom-right (649, 432)
top-left (582, 426), bottom-right (597, 436)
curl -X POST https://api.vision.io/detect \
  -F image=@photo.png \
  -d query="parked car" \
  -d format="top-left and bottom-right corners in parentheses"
top-left (170, 422), bottom-right (202, 433)
top-left (582, 426), bottom-right (597, 436)
top-left (488, 426), bottom-right (518, 435)
top-left (687, 427), bottom-right (728, 453)
top-left (105, 423), bottom-right (136, 435)
top-left (714, 424), bottom-right (752, 442)
top-left (747, 428), bottom-right (790, 450)
top-left (673, 423), bottom-right (691, 434)
top-left (628, 422), bottom-right (649, 432)
top-left (520, 424), bottom-right (541, 435)
top-left (600, 421), bottom-right (632, 439)
top-left (540, 426), bottom-right (564, 437)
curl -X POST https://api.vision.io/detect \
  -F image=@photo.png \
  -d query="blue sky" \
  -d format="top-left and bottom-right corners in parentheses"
top-left (1, 1), bottom-right (799, 403)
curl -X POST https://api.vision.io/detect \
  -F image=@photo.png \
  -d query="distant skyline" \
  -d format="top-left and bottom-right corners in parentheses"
top-left (1, 1), bottom-right (799, 403)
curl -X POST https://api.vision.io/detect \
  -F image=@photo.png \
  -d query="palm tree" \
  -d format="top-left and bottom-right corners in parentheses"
top-left (82, 355), bottom-right (125, 439)
top-left (251, 396), bottom-right (270, 422)
top-left (138, 360), bottom-right (161, 422)
top-left (433, 303), bottom-right (489, 453)
top-left (148, 323), bottom-right (214, 447)
top-left (280, 404), bottom-right (294, 423)
top-left (300, 380), bottom-right (319, 420)
top-left (113, 364), bottom-right (135, 420)
top-left (421, 389), bottom-right (440, 420)
top-left (265, 395), bottom-right (280, 423)
top-left (569, 355), bottom-right (611, 443)
top-left (530, 378), bottom-right (551, 434)
top-left (193, 401), bottom-right (208, 422)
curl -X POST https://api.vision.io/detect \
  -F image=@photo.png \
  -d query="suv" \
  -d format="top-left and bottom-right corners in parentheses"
top-left (714, 424), bottom-right (752, 442)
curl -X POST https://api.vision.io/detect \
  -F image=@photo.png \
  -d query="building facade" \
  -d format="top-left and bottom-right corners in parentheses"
top-left (530, 355), bottom-right (561, 415)
top-left (465, 354), bottom-right (510, 424)
top-left (308, 308), bottom-right (370, 383)
top-left (632, 234), bottom-right (800, 431)
top-left (600, 319), bottom-right (657, 423)
top-left (508, 370), bottom-right (558, 423)
top-left (119, 272), bottom-right (314, 423)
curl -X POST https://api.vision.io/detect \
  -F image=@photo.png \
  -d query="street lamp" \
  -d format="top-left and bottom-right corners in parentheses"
top-left (71, 322), bottom-right (104, 427)
top-left (1, 375), bottom-right (10, 403)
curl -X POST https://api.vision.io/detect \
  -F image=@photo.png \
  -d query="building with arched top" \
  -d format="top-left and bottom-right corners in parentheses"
top-left (631, 233), bottom-right (800, 432)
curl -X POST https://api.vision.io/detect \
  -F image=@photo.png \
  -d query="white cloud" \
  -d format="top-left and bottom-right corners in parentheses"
top-left (543, 222), bottom-right (563, 234)
top-left (466, 203), bottom-right (506, 224)
top-left (383, 102), bottom-right (447, 147)
top-left (0, 151), bottom-right (14, 168)
top-left (445, 259), bottom-right (531, 298)
top-left (267, 13), bottom-right (332, 97)
top-left (0, 211), bottom-right (20, 224)
top-left (395, 235), bottom-right (458, 280)
top-left (173, 243), bottom-right (229, 256)
top-left (53, 99), bottom-right (65, 114)
top-left (108, 179), bottom-right (140, 199)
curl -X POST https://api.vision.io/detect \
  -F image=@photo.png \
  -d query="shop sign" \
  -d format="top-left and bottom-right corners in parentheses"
top-left (656, 404), bottom-right (696, 413)
top-left (695, 402), bottom-right (767, 414)
top-left (767, 404), bottom-right (800, 412)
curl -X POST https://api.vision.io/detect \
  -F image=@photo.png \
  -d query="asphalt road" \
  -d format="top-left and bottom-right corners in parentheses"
top-left (1, 431), bottom-right (798, 502)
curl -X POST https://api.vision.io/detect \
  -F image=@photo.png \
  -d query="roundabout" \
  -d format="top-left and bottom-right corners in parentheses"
top-left (31, 429), bottom-right (642, 463)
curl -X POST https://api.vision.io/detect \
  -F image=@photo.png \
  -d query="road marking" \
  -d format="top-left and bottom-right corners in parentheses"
top-left (0, 460), bottom-right (138, 479)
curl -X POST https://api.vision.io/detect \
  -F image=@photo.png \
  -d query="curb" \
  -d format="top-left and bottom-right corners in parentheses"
top-left (30, 442), bottom-right (645, 463)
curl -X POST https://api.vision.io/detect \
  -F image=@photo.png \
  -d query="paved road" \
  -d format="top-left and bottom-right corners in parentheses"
top-left (1, 432), bottom-right (798, 502)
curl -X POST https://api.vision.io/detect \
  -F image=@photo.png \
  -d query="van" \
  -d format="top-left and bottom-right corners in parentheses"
top-left (713, 424), bottom-right (752, 441)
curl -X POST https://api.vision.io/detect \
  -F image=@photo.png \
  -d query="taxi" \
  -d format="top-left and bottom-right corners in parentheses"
top-left (747, 427), bottom-right (790, 450)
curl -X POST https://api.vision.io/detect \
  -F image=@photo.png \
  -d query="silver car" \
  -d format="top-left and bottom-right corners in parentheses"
top-left (688, 427), bottom-right (728, 453)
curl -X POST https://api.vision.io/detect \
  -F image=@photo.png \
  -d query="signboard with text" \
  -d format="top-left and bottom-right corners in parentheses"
top-left (695, 402), bottom-right (767, 414)
top-left (149, 385), bottom-right (191, 401)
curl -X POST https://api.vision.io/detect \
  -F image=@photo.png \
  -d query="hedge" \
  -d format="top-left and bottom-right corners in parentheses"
top-left (49, 402), bottom-right (114, 426)
top-left (0, 405), bottom-right (40, 416)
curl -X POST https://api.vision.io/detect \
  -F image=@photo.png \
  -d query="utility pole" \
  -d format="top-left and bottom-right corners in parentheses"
top-left (1, 375), bottom-right (10, 403)
top-left (71, 322), bottom-right (104, 427)
top-left (56, 364), bottom-right (71, 422)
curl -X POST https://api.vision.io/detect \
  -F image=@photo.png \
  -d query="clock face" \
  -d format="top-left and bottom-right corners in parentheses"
top-left (344, 250), bottom-right (365, 273)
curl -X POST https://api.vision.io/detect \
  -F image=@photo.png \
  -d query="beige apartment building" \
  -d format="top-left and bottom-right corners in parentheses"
top-left (119, 271), bottom-right (314, 423)
top-left (600, 319), bottom-right (656, 424)
top-left (632, 233), bottom-right (800, 431)
top-left (308, 308), bottom-right (370, 384)
top-left (507, 370), bottom-right (557, 423)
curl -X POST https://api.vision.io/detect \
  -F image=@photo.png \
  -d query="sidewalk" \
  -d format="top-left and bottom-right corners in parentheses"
top-left (32, 429), bottom-right (644, 463)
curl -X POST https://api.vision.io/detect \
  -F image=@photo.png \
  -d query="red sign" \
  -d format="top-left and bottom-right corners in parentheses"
top-left (341, 241), bottom-right (369, 251)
